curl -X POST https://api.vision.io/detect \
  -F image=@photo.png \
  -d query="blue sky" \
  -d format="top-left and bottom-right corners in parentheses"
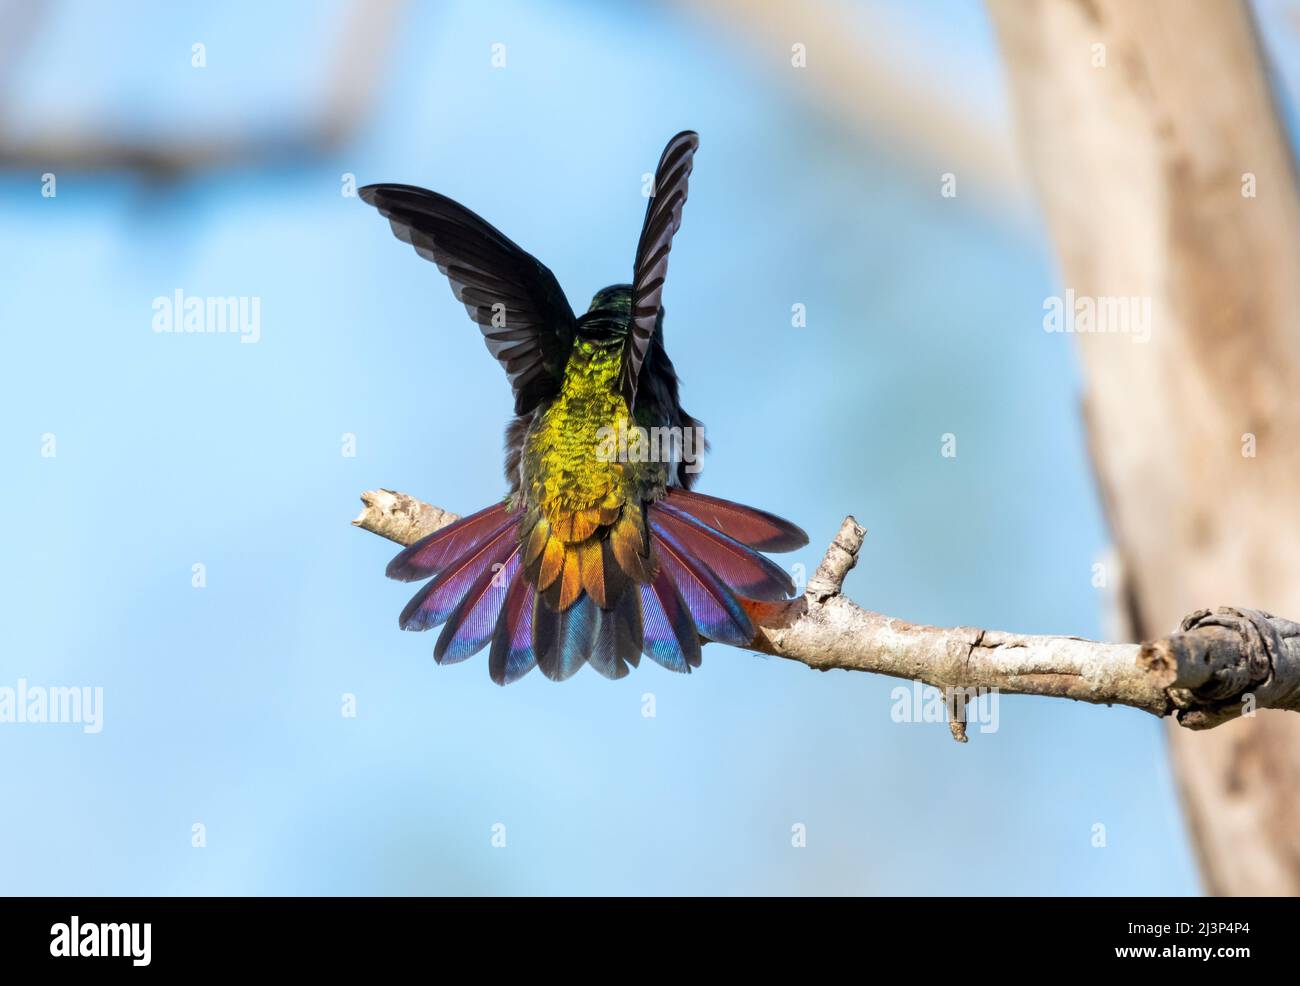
top-left (0, 0), bottom-right (1217, 894)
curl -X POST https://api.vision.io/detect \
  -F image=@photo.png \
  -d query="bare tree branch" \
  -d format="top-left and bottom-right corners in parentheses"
top-left (0, 0), bottom-right (404, 176)
top-left (353, 490), bottom-right (1300, 734)
top-left (674, 0), bottom-right (1029, 218)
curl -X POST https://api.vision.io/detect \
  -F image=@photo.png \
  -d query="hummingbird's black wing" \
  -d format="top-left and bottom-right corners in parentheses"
top-left (621, 131), bottom-right (699, 407)
top-left (359, 184), bottom-right (577, 416)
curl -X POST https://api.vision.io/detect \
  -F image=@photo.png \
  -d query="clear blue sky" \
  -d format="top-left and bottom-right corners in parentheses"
top-left (0, 0), bottom-right (1217, 894)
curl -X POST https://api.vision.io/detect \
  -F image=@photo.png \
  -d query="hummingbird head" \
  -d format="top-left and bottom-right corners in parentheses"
top-left (575, 284), bottom-right (633, 343)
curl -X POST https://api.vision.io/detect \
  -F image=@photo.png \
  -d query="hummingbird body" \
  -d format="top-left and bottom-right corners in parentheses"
top-left (361, 132), bottom-right (808, 684)
top-left (524, 331), bottom-right (647, 524)
top-left (519, 328), bottom-right (655, 611)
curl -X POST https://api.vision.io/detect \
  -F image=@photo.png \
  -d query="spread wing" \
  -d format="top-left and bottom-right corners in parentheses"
top-left (621, 131), bottom-right (699, 407)
top-left (359, 183), bottom-right (577, 415)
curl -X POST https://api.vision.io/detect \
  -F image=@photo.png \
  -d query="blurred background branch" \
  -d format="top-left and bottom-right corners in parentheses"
top-left (0, 0), bottom-right (403, 176)
top-left (678, 0), bottom-right (1029, 219)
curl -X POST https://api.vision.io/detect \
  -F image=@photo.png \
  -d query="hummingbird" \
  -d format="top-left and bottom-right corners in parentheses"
top-left (360, 131), bottom-right (807, 684)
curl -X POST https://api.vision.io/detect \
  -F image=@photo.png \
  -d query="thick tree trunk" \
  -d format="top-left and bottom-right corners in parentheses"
top-left (988, 0), bottom-right (1300, 894)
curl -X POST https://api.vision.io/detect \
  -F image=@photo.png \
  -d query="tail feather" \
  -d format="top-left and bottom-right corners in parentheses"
top-left (661, 488), bottom-right (807, 552)
top-left (614, 588), bottom-right (643, 670)
top-left (391, 494), bottom-right (802, 682)
top-left (600, 539), bottom-right (632, 609)
top-left (640, 567), bottom-right (701, 671)
top-left (651, 503), bottom-right (794, 601)
top-left (435, 550), bottom-right (520, 664)
top-left (489, 573), bottom-right (537, 685)
top-left (587, 611), bottom-right (626, 680)
top-left (398, 520), bottom-right (518, 631)
top-left (387, 502), bottom-right (513, 582)
top-left (609, 504), bottom-right (654, 584)
top-left (535, 592), bottom-right (598, 681)
top-left (651, 519), bottom-right (754, 646)
top-left (588, 588), bottom-right (642, 679)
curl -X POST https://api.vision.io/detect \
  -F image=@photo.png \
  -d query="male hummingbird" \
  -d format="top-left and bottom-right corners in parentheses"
top-left (360, 131), bottom-right (807, 684)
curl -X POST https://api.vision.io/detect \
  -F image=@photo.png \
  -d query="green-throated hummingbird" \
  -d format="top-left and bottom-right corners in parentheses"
top-left (360, 131), bottom-right (807, 684)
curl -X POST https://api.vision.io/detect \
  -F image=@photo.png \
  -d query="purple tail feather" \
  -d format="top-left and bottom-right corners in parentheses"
top-left (389, 493), bottom-right (807, 683)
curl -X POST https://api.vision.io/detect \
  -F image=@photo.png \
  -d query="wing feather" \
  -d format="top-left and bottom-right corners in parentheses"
top-left (620, 131), bottom-right (699, 407)
top-left (359, 183), bottom-right (577, 415)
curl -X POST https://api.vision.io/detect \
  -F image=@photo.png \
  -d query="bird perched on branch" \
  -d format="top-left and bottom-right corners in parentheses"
top-left (360, 131), bottom-right (807, 684)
